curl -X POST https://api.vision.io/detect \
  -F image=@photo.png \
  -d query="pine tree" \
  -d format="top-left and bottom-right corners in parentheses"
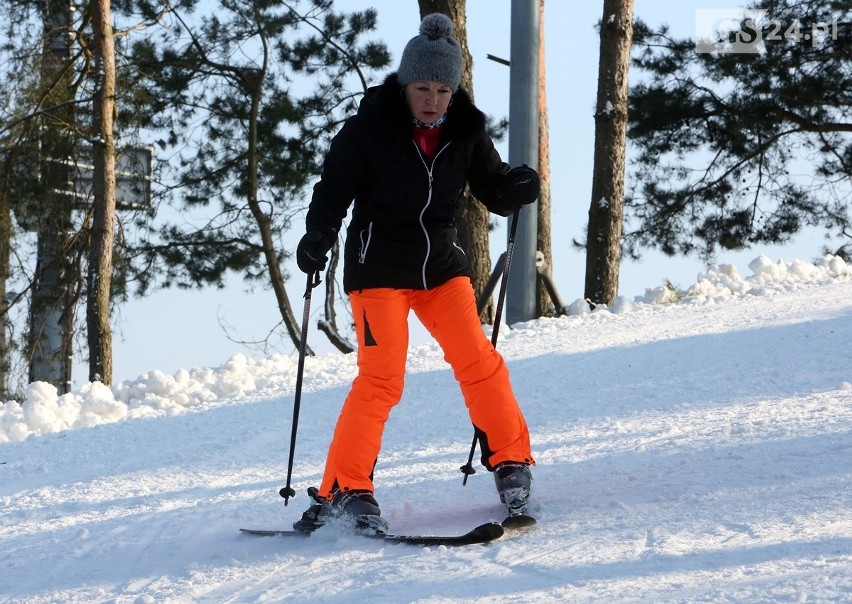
top-left (86, 0), bottom-right (118, 384)
top-left (627, 0), bottom-right (851, 261)
top-left (124, 0), bottom-right (390, 352)
top-left (585, 0), bottom-right (634, 306)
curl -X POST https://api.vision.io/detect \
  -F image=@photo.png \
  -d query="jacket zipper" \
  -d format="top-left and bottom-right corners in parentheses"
top-left (413, 140), bottom-right (451, 288)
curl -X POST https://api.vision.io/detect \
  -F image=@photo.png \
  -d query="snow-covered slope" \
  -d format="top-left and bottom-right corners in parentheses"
top-left (2, 255), bottom-right (851, 603)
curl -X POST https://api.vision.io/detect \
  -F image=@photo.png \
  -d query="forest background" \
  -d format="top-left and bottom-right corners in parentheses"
top-left (1, 0), bottom-right (847, 388)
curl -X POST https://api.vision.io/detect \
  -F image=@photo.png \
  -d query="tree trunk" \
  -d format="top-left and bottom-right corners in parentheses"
top-left (87, 0), bottom-right (117, 384)
top-left (417, 0), bottom-right (494, 323)
top-left (317, 241), bottom-right (355, 353)
top-left (30, 0), bottom-right (76, 392)
top-left (584, 0), bottom-right (633, 306)
top-left (535, 0), bottom-right (553, 317)
top-left (242, 47), bottom-right (310, 356)
top-left (0, 157), bottom-right (12, 398)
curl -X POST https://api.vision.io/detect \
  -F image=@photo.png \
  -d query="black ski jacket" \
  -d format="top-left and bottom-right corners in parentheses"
top-left (306, 73), bottom-right (521, 293)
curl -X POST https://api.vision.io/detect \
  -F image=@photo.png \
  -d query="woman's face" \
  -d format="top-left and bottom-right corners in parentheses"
top-left (404, 81), bottom-right (453, 124)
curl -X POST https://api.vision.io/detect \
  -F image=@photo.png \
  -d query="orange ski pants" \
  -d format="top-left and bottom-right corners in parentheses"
top-left (318, 276), bottom-right (533, 499)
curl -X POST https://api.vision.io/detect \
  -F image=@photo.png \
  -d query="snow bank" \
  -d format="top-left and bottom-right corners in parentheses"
top-left (0, 353), bottom-right (301, 443)
top-left (1, 255), bottom-right (848, 443)
top-left (637, 254), bottom-right (848, 304)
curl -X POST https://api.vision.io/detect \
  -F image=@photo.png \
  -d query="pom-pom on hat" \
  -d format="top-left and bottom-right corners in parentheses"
top-left (397, 13), bottom-right (464, 91)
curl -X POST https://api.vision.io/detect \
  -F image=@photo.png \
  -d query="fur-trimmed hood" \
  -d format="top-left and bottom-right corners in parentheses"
top-left (357, 73), bottom-right (488, 144)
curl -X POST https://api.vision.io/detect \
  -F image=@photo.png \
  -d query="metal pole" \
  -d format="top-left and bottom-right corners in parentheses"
top-left (506, 0), bottom-right (540, 325)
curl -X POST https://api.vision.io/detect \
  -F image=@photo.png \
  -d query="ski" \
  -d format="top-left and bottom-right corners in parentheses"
top-left (239, 521), bottom-right (504, 546)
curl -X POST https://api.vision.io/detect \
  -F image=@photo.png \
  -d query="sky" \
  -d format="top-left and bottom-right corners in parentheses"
top-left (77, 0), bottom-right (847, 385)
top-left (2, 253), bottom-right (851, 602)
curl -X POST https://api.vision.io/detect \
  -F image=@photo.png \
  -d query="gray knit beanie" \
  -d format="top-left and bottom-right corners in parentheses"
top-left (397, 13), bottom-right (464, 91)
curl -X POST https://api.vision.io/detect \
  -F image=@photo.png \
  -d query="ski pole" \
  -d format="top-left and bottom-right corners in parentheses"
top-left (460, 207), bottom-right (521, 485)
top-left (279, 270), bottom-right (321, 505)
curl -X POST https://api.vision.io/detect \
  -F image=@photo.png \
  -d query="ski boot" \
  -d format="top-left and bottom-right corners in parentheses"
top-left (325, 488), bottom-right (389, 535)
top-left (494, 462), bottom-right (536, 528)
top-left (293, 486), bottom-right (389, 535)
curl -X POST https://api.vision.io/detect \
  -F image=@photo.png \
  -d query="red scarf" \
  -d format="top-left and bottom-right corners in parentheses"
top-left (413, 125), bottom-right (442, 161)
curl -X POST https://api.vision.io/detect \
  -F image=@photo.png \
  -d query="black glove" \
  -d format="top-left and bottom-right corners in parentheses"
top-left (505, 165), bottom-right (540, 208)
top-left (296, 226), bottom-right (336, 274)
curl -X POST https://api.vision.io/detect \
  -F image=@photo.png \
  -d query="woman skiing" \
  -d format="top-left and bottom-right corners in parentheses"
top-left (294, 13), bottom-right (538, 534)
